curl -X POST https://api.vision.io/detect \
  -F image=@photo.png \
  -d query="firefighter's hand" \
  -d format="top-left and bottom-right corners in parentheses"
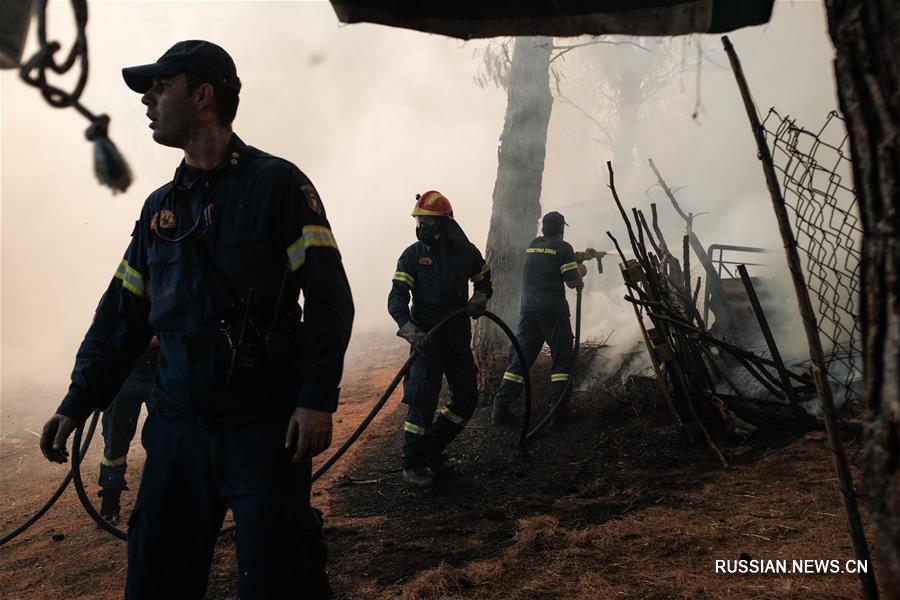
top-left (285, 407), bottom-right (333, 463)
top-left (577, 263), bottom-right (588, 277)
top-left (465, 291), bottom-right (489, 318)
top-left (40, 413), bottom-right (78, 463)
top-left (397, 321), bottom-right (427, 348)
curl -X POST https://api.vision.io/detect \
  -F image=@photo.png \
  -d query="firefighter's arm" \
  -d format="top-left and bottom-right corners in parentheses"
top-left (465, 246), bottom-right (492, 317)
top-left (277, 169), bottom-right (353, 461)
top-left (280, 168), bottom-right (354, 416)
top-left (469, 245), bottom-right (493, 298)
top-left (388, 251), bottom-right (415, 328)
top-left (560, 244), bottom-right (584, 289)
top-left (44, 224), bottom-right (153, 462)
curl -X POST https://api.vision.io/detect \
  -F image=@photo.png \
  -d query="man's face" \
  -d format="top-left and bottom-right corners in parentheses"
top-left (141, 73), bottom-right (197, 148)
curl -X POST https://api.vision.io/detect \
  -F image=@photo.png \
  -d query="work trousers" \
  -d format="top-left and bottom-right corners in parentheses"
top-left (99, 368), bottom-right (155, 494)
top-left (125, 410), bottom-right (329, 600)
top-left (493, 311), bottom-right (574, 409)
top-left (401, 327), bottom-right (478, 469)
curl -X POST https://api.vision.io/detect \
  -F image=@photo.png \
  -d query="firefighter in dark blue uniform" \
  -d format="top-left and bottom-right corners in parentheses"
top-left (491, 211), bottom-right (585, 425)
top-left (97, 339), bottom-right (159, 526)
top-left (39, 41), bottom-right (353, 599)
top-left (388, 191), bottom-right (492, 488)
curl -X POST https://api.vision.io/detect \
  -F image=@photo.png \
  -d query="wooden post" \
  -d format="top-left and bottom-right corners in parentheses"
top-left (722, 35), bottom-right (878, 600)
top-left (736, 264), bottom-right (800, 409)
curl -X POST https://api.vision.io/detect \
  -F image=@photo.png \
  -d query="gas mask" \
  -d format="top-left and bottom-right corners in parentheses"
top-left (416, 220), bottom-right (443, 247)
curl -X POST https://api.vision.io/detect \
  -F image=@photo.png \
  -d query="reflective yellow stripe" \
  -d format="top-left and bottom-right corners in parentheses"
top-left (287, 225), bottom-right (340, 271)
top-left (560, 262), bottom-right (578, 273)
top-left (393, 271), bottom-right (415, 287)
top-left (526, 247), bottom-right (558, 255)
top-left (550, 373), bottom-right (570, 382)
top-left (438, 406), bottom-right (467, 426)
top-left (404, 421), bottom-right (427, 435)
top-left (411, 206), bottom-right (446, 217)
top-left (471, 264), bottom-right (490, 283)
top-left (114, 259), bottom-right (148, 299)
top-left (503, 371), bottom-right (524, 384)
top-left (100, 454), bottom-right (127, 467)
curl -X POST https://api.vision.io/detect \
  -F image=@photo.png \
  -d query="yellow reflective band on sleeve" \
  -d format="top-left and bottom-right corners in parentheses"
top-left (393, 271), bottom-right (415, 287)
top-left (526, 247), bottom-right (558, 255)
top-left (287, 225), bottom-right (340, 271)
top-left (100, 454), bottom-right (128, 467)
top-left (114, 259), bottom-right (148, 299)
top-left (438, 406), bottom-right (468, 426)
top-left (471, 264), bottom-right (490, 283)
top-left (550, 373), bottom-right (570, 382)
top-left (503, 371), bottom-right (525, 384)
top-left (404, 421), bottom-right (427, 435)
top-left (560, 262), bottom-right (578, 274)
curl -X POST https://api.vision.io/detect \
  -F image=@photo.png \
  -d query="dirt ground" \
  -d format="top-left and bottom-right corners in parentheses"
top-left (0, 333), bottom-right (881, 599)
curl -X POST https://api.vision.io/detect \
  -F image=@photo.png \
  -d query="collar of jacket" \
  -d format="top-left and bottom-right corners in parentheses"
top-left (172, 133), bottom-right (250, 189)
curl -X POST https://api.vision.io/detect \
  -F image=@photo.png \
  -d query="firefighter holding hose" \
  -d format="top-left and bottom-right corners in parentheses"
top-left (388, 191), bottom-right (492, 488)
top-left (491, 211), bottom-right (587, 425)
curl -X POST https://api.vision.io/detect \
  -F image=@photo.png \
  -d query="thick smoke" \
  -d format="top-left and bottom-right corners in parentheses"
top-left (1, 1), bottom-right (839, 418)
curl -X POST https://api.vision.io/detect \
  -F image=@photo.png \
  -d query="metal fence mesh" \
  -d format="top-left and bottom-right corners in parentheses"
top-left (761, 109), bottom-right (863, 407)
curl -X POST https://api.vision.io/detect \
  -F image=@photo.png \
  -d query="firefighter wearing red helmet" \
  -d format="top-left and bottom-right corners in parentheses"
top-left (388, 191), bottom-right (492, 488)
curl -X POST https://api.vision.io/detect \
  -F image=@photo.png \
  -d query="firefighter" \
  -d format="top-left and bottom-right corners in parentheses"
top-left (388, 191), bottom-right (492, 488)
top-left (97, 338), bottom-right (159, 526)
top-left (491, 211), bottom-right (585, 425)
top-left (39, 40), bottom-right (354, 599)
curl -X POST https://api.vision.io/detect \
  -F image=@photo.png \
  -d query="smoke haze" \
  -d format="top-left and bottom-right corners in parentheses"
top-left (1, 1), bottom-right (839, 417)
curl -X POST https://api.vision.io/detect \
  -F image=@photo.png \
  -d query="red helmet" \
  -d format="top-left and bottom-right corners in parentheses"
top-left (411, 190), bottom-right (453, 219)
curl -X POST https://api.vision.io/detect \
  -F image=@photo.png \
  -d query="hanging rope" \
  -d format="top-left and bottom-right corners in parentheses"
top-left (18, 0), bottom-right (132, 193)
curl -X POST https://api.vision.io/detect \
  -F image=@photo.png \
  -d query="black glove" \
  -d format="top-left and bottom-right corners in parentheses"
top-left (397, 321), bottom-right (428, 351)
top-left (465, 291), bottom-right (489, 318)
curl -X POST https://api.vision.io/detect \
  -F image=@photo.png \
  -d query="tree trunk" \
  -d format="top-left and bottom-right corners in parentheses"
top-left (474, 37), bottom-right (553, 364)
top-left (826, 0), bottom-right (900, 594)
top-left (610, 42), bottom-right (647, 180)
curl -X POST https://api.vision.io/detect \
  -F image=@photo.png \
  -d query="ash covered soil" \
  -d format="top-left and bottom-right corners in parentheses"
top-left (0, 334), bottom-right (878, 599)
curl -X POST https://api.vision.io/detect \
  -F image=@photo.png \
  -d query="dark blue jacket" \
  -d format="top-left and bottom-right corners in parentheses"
top-left (58, 135), bottom-right (354, 423)
top-left (388, 237), bottom-right (491, 331)
top-left (521, 236), bottom-right (578, 313)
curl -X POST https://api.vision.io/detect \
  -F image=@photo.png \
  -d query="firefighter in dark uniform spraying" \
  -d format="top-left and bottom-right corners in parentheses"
top-left (97, 339), bottom-right (159, 526)
top-left (39, 41), bottom-right (353, 599)
top-left (388, 191), bottom-right (492, 488)
top-left (491, 211), bottom-right (585, 425)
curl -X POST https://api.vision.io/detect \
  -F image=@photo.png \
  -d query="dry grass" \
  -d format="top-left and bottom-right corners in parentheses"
top-left (381, 438), bottom-right (872, 600)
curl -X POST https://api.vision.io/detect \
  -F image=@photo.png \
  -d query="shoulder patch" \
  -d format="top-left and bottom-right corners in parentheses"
top-left (300, 183), bottom-right (322, 215)
top-left (159, 209), bottom-right (177, 230)
top-left (418, 256), bottom-right (433, 266)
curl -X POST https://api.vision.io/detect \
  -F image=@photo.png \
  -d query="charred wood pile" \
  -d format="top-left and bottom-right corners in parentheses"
top-left (604, 161), bottom-right (823, 467)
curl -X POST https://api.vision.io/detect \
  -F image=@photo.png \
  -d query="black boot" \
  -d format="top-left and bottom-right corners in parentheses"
top-left (402, 466), bottom-right (435, 488)
top-left (98, 488), bottom-right (122, 527)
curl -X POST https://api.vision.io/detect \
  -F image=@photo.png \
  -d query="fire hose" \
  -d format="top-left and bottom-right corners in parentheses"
top-left (313, 308), bottom-right (533, 481)
top-left (1, 308), bottom-right (531, 544)
top-left (0, 412), bottom-right (100, 546)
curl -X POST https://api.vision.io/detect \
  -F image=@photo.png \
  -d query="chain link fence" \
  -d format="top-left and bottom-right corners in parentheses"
top-left (761, 109), bottom-right (863, 408)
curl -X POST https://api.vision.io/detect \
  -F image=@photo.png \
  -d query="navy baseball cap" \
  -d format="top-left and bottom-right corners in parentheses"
top-left (542, 211), bottom-right (569, 228)
top-left (122, 40), bottom-right (241, 94)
